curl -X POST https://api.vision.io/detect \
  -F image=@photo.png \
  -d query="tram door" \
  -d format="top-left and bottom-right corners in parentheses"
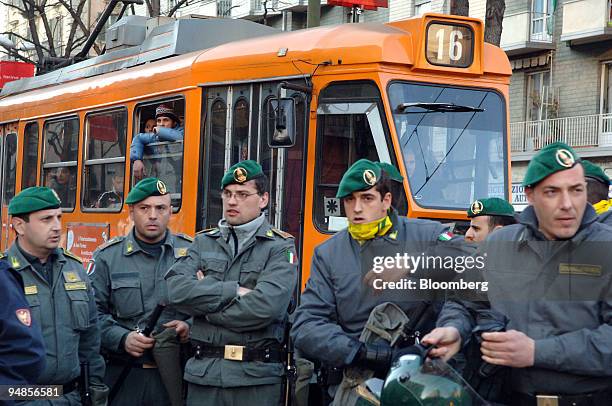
top-left (0, 123), bottom-right (18, 249)
top-left (199, 80), bottom-right (308, 251)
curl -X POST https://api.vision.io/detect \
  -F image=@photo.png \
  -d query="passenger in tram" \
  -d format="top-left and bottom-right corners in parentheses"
top-left (50, 167), bottom-right (76, 208)
top-left (95, 173), bottom-right (124, 209)
top-left (131, 105), bottom-right (184, 180)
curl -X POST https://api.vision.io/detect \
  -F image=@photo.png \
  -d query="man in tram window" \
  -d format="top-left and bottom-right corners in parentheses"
top-left (96, 172), bottom-right (125, 209)
top-left (51, 167), bottom-right (76, 208)
top-left (131, 105), bottom-right (184, 180)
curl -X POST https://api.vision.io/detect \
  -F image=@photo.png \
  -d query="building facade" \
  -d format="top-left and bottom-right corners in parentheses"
top-left (496, 0), bottom-right (612, 182)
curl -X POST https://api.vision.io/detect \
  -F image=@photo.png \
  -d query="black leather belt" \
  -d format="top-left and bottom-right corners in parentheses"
top-left (62, 378), bottom-right (79, 394)
top-left (192, 342), bottom-right (284, 363)
top-left (511, 390), bottom-right (612, 406)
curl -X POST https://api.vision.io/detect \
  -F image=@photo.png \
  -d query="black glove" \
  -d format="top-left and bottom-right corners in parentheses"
top-left (473, 309), bottom-right (509, 378)
top-left (352, 342), bottom-right (393, 372)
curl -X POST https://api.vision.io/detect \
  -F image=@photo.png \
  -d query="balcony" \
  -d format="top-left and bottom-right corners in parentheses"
top-left (500, 11), bottom-right (555, 56)
top-left (561, 0), bottom-right (612, 44)
top-left (510, 113), bottom-right (612, 160)
top-left (229, 0), bottom-right (282, 20)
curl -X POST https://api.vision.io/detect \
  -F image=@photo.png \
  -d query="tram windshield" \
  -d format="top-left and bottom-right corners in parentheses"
top-left (388, 82), bottom-right (507, 209)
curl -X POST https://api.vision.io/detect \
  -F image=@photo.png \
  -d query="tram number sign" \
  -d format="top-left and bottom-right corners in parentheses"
top-left (426, 23), bottom-right (474, 68)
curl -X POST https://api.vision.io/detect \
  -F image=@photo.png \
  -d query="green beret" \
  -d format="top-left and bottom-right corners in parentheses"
top-left (582, 160), bottom-right (610, 185)
top-left (9, 187), bottom-right (61, 216)
top-left (467, 197), bottom-right (515, 218)
top-left (336, 159), bottom-right (403, 198)
top-left (522, 142), bottom-right (580, 187)
top-left (221, 160), bottom-right (264, 189)
top-left (125, 178), bottom-right (168, 204)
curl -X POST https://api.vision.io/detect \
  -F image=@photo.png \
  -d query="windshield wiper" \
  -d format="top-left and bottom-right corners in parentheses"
top-left (397, 102), bottom-right (485, 113)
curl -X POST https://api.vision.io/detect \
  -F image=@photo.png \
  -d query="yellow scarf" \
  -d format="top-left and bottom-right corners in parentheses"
top-left (593, 199), bottom-right (612, 215)
top-left (348, 215), bottom-right (393, 243)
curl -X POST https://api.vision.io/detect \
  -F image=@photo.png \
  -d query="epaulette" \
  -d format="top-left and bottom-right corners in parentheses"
top-left (175, 233), bottom-right (193, 242)
top-left (197, 227), bottom-right (219, 236)
top-left (0, 252), bottom-right (6, 259)
top-left (62, 248), bottom-right (83, 263)
top-left (97, 236), bottom-right (124, 251)
top-left (272, 228), bottom-right (294, 239)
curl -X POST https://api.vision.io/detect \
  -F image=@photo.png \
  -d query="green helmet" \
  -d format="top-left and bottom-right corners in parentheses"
top-left (381, 354), bottom-right (486, 406)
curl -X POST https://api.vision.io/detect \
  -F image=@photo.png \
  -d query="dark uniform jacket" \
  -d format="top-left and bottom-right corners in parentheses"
top-left (291, 214), bottom-right (453, 367)
top-left (91, 229), bottom-right (193, 354)
top-left (438, 205), bottom-right (612, 395)
top-left (0, 258), bottom-right (46, 384)
top-left (165, 219), bottom-right (298, 388)
top-left (7, 243), bottom-right (105, 394)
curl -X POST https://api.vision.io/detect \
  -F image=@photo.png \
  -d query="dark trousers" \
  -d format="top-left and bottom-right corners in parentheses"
top-left (105, 364), bottom-right (171, 406)
top-left (186, 383), bottom-right (283, 406)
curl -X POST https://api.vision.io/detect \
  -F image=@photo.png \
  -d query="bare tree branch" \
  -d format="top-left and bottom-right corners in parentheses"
top-left (0, 47), bottom-right (37, 64)
top-left (168, 0), bottom-right (190, 17)
top-left (36, 4), bottom-right (57, 57)
top-left (0, 0), bottom-right (25, 13)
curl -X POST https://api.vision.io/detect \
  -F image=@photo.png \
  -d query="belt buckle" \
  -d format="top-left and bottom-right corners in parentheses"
top-left (536, 395), bottom-right (559, 406)
top-left (224, 345), bottom-right (245, 361)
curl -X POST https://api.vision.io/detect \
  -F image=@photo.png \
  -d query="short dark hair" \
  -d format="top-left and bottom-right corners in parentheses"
top-left (374, 171), bottom-right (397, 202)
top-left (487, 215), bottom-right (516, 229)
top-left (12, 213), bottom-right (30, 222)
top-left (254, 174), bottom-right (269, 195)
top-left (586, 177), bottom-right (609, 204)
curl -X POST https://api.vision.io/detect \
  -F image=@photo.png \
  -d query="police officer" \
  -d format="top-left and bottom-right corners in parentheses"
top-left (425, 142), bottom-right (612, 405)
top-left (465, 198), bottom-right (516, 243)
top-left (7, 186), bottom-right (107, 403)
top-left (165, 160), bottom-right (298, 406)
top-left (91, 178), bottom-right (192, 406)
top-left (291, 159), bottom-right (458, 401)
top-left (0, 258), bottom-right (46, 385)
top-left (581, 160), bottom-right (611, 213)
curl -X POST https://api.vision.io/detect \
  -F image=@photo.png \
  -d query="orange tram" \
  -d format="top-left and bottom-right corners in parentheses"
top-left (0, 13), bottom-right (512, 288)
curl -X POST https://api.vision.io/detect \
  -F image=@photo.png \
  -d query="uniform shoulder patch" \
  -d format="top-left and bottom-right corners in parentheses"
top-left (62, 248), bottom-right (82, 263)
top-left (272, 228), bottom-right (294, 239)
top-left (175, 233), bottom-right (193, 242)
top-left (98, 236), bottom-right (124, 251)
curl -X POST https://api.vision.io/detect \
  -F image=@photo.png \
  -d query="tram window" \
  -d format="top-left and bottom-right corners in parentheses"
top-left (314, 112), bottom-right (379, 232)
top-left (204, 98), bottom-right (227, 227)
top-left (42, 117), bottom-right (79, 210)
top-left (389, 82), bottom-right (506, 209)
top-left (22, 122), bottom-right (39, 189)
top-left (2, 132), bottom-right (18, 207)
top-left (231, 98), bottom-right (249, 163)
top-left (132, 98), bottom-right (185, 211)
top-left (82, 109), bottom-right (127, 211)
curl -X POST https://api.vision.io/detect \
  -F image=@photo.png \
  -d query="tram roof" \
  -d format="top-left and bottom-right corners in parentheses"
top-left (0, 14), bottom-right (511, 117)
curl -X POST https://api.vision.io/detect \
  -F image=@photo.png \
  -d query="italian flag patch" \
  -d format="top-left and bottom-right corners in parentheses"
top-left (438, 231), bottom-right (453, 241)
top-left (287, 250), bottom-right (297, 264)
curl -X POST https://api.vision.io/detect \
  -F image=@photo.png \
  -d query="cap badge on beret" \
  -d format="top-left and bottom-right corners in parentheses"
top-left (233, 167), bottom-right (248, 183)
top-left (156, 180), bottom-right (167, 195)
top-left (363, 169), bottom-right (377, 186)
top-left (471, 200), bottom-right (483, 215)
top-left (555, 149), bottom-right (575, 168)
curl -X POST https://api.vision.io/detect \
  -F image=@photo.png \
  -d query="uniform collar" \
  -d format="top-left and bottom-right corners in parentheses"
top-left (8, 241), bottom-right (63, 271)
top-left (124, 228), bottom-right (172, 256)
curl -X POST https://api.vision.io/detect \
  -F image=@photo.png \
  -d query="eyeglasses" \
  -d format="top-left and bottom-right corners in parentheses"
top-left (221, 190), bottom-right (259, 201)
